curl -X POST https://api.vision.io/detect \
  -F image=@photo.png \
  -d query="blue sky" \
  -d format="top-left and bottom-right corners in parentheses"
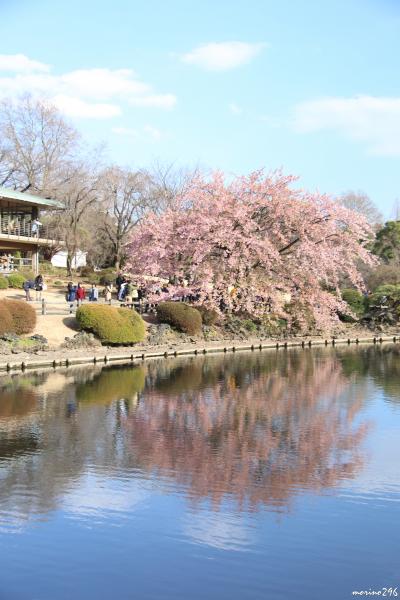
top-left (1, 0), bottom-right (399, 215)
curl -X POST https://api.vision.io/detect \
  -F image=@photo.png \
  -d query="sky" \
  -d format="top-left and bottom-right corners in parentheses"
top-left (1, 0), bottom-right (399, 216)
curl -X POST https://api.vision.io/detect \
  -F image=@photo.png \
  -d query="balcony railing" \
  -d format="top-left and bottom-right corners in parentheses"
top-left (0, 220), bottom-right (57, 241)
top-left (0, 257), bottom-right (33, 273)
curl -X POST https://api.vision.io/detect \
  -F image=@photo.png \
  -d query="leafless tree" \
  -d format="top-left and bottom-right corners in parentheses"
top-left (339, 190), bottom-right (383, 227)
top-left (0, 95), bottom-right (79, 195)
top-left (142, 160), bottom-right (201, 214)
top-left (98, 166), bottom-right (153, 271)
top-left (50, 162), bottom-right (100, 275)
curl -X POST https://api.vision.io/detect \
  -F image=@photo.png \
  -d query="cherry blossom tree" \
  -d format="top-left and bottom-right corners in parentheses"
top-left (126, 170), bottom-right (376, 330)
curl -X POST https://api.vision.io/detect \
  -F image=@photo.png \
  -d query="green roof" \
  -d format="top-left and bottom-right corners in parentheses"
top-left (0, 186), bottom-right (64, 208)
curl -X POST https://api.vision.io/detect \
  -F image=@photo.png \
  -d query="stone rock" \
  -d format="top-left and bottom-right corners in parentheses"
top-left (0, 340), bottom-right (12, 355)
top-left (61, 331), bottom-right (102, 349)
top-left (29, 334), bottom-right (48, 345)
top-left (0, 332), bottom-right (19, 342)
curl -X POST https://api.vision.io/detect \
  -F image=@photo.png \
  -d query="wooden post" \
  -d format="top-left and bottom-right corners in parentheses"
top-left (32, 246), bottom-right (39, 275)
top-left (41, 298), bottom-right (46, 315)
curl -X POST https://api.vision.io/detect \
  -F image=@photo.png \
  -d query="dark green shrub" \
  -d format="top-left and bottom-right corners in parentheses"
top-left (0, 303), bottom-right (13, 335)
top-left (157, 302), bottom-right (202, 335)
top-left (79, 265), bottom-right (94, 277)
top-left (19, 268), bottom-right (35, 280)
top-left (0, 276), bottom-right (8, 289)
top-left (195, 304), bottom-right (219, 326)
top-left (99, 268), bottom-right (116, 285)
top-left (342, 288), bottom-right (367, 318)
top-left (370, 284), bottom-right (400, 306)
top-left (76, 304), bottom-right (146, 344)
top-left (85, 273), bottom-right (100, 284)
top-left (7, 273), bottom-right (26, 288)
top-left (53, 280), bottom-right (63, 286)
top-left (242, 319), bottom-right (258, 333)
top-left (3, 299), bottom-right (37, 334)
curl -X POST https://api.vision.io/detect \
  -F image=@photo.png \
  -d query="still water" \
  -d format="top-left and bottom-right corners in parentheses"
top-left (0, 346), bottom-right (399, 600)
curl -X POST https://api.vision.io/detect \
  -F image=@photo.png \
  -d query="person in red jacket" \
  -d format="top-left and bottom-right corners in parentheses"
top-left (75, 282), bottom-right (86, 306)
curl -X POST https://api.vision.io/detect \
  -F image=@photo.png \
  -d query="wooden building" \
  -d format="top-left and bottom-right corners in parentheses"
top-left (0, 186), bottom-right (63, 274)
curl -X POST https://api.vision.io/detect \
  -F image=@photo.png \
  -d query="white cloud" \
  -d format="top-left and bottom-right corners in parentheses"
top-left (0, 55), bottom-right (177, 119)
top-left (229, 102), bottom-right (243, 115)
top-left (53, 95), bottom-right (121, 119)
top-left (293, 95), bottom-right (400, 156)
top-left (60, 68), bottom-right (150, 100)
top-left (0, 53), bottom-right (49, 72)
top-left (180, 41), bottom-right (267, 71)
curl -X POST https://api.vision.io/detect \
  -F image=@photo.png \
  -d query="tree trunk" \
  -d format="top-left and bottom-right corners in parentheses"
top-left (67, 253), bottom-right (73, 277)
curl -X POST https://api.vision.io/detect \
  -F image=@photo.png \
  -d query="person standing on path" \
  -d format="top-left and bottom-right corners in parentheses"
top-left (103, 283), bottom-right (113, 303)
top-left (75, 283), bottom-right (85, 307)
top-left (116, 273), bottom-right (124, 296)
top-left (23, 279), bottom-right (34, 301)
top-left (34, 274), bottom-right (44, 301)
top-left (89, 284), bottom-right (99, 301)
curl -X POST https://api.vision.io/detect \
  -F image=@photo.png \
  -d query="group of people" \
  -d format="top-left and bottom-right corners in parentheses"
top-left (66, 282), bottom-right (101, 305)
top-left (115, 274), bottom-right (142, 304)
top-left (0, 253), bottom-right (16, 272)
top-left (23, 274), bottom-right (46, 301)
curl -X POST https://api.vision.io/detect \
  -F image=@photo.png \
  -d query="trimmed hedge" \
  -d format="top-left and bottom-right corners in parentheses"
top-left (0, 303), bottom-right (14, 335)
top-left (195, 304), bottom-right (219, 326)
top-left (76, 304), bottom-right (146, 344)
top-left (157, 302), bottom-right (202, 335)
top-left (3, 299), bottom-right (37, 334)
top-left (0, 276), bottom-right (8, 289)
top-left (7, 273), bottom-right (26, 288)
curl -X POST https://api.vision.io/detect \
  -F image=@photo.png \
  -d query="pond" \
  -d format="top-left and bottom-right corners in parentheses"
top-left (0, 346), bottom-right (399, 600)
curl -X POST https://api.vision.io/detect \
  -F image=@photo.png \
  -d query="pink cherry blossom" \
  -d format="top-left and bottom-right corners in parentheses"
top-left (126, 170), bottom-right (376, 331)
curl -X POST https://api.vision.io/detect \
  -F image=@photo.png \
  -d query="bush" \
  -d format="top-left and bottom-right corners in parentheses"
top-left (79, 265), bottom-right (94, 277)
top-left (39, 262), bottom-right (66, 276)
top-left (157, 302), bottom-right (202, 335)
top-left (99, 268), bottom-right (116, 285)
top-left (76, 304), bottom-right (146, 344)
top-left (370, 284), bottom-right (400, 306)
top-left (19, 268), bottom-right (35, 280)
top-left (85, 273), bottom-right (100, 284)
top-left (0, 276), bottom-right (8, 289)
top-left (242, 319), bottom-right (258, 333)
top-left (7, 273), bottom-right (26, 288)
top-left (3, 299), bottom-right (37, 334)
top-left (342, 288), bottom-right (367, 318)
top-left (0, 303), bottom-right (13, 335)
top-left (53, 280), bottom-right (63, 286)
top-left (195, 304), bottom-right (219, 326)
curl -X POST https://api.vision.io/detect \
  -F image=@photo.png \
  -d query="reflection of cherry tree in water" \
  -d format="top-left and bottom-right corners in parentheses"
top-left (125, 352), bottom-right (369, 510)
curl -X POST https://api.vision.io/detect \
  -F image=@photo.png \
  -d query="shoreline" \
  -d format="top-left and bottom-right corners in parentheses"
top-left (1, 333), bottom-right (399, 374)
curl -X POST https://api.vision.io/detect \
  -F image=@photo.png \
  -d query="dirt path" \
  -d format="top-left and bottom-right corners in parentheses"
top-left (33, 315), bottom-right (79, 347)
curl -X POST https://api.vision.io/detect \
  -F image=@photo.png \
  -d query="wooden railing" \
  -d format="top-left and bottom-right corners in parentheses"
top-left (0, 217), bottom-right (56, 240)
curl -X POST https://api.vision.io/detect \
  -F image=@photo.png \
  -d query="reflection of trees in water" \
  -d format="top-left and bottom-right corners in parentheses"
top-left (125, 351), bottom-right (369, 510)
top-left (0, 349), bottom-right (376, 520)
top-left (0, 366), bottom-right (145, 521)
top-left (336, 345), bottom-right (400, 403)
